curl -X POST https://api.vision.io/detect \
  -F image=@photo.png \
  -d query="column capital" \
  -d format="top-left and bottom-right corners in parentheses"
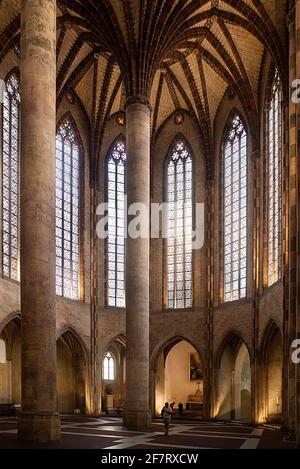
top-left (125, 94), bottom-right (152, 112)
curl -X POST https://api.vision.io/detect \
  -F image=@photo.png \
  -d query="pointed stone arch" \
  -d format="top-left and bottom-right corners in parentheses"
top-left (0, 313), bottom-right (21, 410)
top-left (100, 333), bottom-right (127, 415)
top-left (215, 329), bottom-right (251, 370)
top-left (56, 326), bottom-right (88, 414)
top-left (215, 329), bottom-right (251, 421)
top-left (260, 319), bottom-right (282, 365)
top-left (0, 311), bottom-right (21, 336)
top-left (258, 319), bottom-right (283, 423)
top-left (150, 334), bottom-right (206, 371)
top-left (56, 325), bottom-right (88, 366)
top-left (150, 335), bottom-right (206, 418)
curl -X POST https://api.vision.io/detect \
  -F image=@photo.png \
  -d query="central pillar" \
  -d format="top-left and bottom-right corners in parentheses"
top-left (18, 0), bottom-right (60, 442)
top-left (296, 0), bottom-right (300, 449)
top-left (124, 96), bottom-right (151, 428)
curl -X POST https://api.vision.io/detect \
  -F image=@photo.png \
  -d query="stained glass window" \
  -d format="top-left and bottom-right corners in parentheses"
top-left (1, 72), bottom-right (20, 281)
top-left (103, 351), bottom-right (115, 380)
top-left (106, 138), bottom-right (126, 307)
top-left (56, 119), bottom-right (80, 300)
top-left (223, 114), bottom-right (247, 302)
top-left (267, 70), bottom-right (282, 286)
top-left (167, 139), bottom-right (193, 309)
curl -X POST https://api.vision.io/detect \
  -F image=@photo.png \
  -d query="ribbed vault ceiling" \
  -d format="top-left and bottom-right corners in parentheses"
top-left (0, 0), bottom-right (288, 177)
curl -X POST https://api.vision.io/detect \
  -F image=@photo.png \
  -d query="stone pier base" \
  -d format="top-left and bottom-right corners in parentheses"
top-left (18, 413), bottom-right (61, 443)
top-left (123, 410), bottom-right (151, 429)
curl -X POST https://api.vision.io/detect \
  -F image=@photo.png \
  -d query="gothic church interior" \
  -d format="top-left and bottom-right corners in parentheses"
top-left (0, 0), bottom-right (299, 450)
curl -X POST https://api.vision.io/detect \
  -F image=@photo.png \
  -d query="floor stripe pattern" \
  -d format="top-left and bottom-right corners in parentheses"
top-left (0, 416), bottom-right (293, 449)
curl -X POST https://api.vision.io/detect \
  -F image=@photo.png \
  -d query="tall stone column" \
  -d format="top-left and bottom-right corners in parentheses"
top-left (206, 178), bottom-right (214, 420)
top-left (296, 0), bottom-right (300, 449)
top-left (18, 0), bottom-right (60, 442)
top-left (251, 148), bottom-right (260, 425)
top-left (124, 96), bottom-right (151, 428)
top-left (283, 3), bottom-right (297, 440)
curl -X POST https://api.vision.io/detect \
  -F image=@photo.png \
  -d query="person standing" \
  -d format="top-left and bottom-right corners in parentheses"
top-left (161, 402), bottom-right (172, 436)
top-left (178, 402), bottom-right (183, 417)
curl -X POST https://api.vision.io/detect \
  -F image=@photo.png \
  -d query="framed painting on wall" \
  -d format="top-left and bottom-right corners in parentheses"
top-left (189, 353), bottom-right (203, 381)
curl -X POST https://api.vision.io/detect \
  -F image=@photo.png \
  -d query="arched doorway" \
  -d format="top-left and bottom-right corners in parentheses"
top-left (235, 343), bottom-right (251, 419)
top-left (260, 321), bottom-right (283, 422)
top-left (0, 316), bottom-right (21, 413)
top-left (153, 338), bottom-right (204, 418)
top-left (101, 335), bottom-right (126, 414)
top-left (56, 329), bottom-right (87, 414)
top-left (217, 333), bottom-right (251, 421)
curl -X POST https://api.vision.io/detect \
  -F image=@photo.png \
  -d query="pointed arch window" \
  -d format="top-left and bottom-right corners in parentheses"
top-left (55, 119), bottom-right (80, 300)
top-left (166, 138), bottom-right (193, 309)
top-left (1, 72), bottom-right (20, 281)
top-left (223, 114), bottom-right (247, 302)
top-left (103, 351), bottom-right (115, 380)
top-left (106, 138), bottom-right (126, 308)
top-left (267, 70), bottom-right (282, 286)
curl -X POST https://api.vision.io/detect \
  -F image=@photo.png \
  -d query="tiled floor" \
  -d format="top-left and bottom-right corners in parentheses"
top-left (0, 416), bottom-right (294, 449)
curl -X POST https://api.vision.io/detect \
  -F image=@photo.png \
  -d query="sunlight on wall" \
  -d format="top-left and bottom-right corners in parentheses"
top-left (164, 341), bottom-right (203, 406)
top-left (0, 339), bottom-right (6, 363)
